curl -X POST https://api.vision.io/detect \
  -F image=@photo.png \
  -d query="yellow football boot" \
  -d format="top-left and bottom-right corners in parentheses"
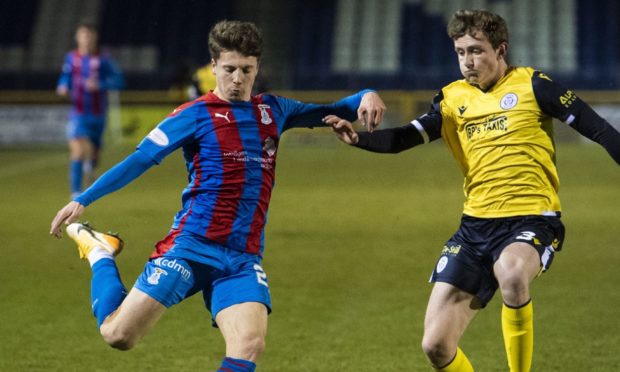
top-left (66, 222), bottom-right (124, 259)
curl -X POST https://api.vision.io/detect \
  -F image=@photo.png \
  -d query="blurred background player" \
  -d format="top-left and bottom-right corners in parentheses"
top-left (56, 20), bottom-right (124, 198)
top-left (50, 20), bottom-right (385, 372)
top-left (326, 9), bottom-right (620, 372)
top-left (187, 63), bottom-right (217, 100)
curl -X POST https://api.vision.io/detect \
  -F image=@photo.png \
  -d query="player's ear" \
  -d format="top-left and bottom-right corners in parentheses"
top-left (211, 59), bottom-right (216, 74)
top-left (497, 43), bottom-right (508, 59)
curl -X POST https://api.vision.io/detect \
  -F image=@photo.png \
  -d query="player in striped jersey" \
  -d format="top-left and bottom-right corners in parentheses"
top-left (325, 9), bottom-right (620, 372)
top-left (57, 21), bottom-right (124, 198)
top-left (50, 20), bottom-right (385, 371)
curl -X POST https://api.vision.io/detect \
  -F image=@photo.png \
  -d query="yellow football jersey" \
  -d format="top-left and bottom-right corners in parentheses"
top-left (195, 65), bottom-right (217, 95)
top-left (439, 66), bottom-right (560, 217)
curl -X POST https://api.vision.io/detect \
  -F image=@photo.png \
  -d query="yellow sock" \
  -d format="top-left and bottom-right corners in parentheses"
top-left (502, 300), bottom-right (534, 372)
top-left (436, 347), bottom-right (474, 372)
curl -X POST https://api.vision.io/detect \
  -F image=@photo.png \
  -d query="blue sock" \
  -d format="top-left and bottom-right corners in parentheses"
top-left (217, 357), bottom-right (256, 372)
top-left (70, 159), bottom-right (83, 194)
top-left (91, 259), bottom-right (127, 327)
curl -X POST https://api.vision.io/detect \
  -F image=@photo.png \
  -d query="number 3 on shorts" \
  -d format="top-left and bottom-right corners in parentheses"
top-left (516, 231), bottom-right (536, 240)
top-left (253, 264), bottom-right (269, 287)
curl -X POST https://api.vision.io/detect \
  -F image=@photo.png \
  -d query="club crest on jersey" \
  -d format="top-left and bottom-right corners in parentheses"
top-left (89, 57), bottom-right (100, 69)
top-left (436, 256), bottom-right (449, 273)
top-left (147, 268), bottom-right (168, 285)
top-left (258, 104), bottom-right (272, 125)
top-left (263, 137), bottom-right (277, 156)
top-left (500, 93), bottom-right (518, 110)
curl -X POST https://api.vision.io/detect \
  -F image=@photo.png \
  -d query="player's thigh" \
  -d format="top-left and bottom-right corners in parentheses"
top-left (209, 259), bottom-right (272, 320)
top-left (68, 138), bottom-right (92, 158)
top-left (424, 282), bottom-right (480, 344)
top-left (101, 287), bottom-right (166, 339)
top-left (216, 301), bottom-right (268, 343)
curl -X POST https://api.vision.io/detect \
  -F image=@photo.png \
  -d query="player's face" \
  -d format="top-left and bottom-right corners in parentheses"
top-left (212, 50), bottom-right (259, 102)
top-left (75, 27), bottom-right (97, 54)
top-left (454, 32), bottom-right (507, 90)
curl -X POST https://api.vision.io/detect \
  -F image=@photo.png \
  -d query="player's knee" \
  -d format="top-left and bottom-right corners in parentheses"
top-left (497, 270), bottom-right (529, 296)
top-left (231, 333), bottom-right (266, 361)
top-left (100, 326), bottom-right (138, 351)
top-left (421, 336), bottom-right (453, 366)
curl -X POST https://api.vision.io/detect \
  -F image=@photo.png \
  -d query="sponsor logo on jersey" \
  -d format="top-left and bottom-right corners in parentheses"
top-left (441, 244), bottom-right (461, 256)
top-left (147, 127), bottom-right (170, 146)
top-left (153, 258), bottom-right (192, 280)
top-left (258, 104), bottom-right (272, 125)
top-left (559, 90), bottom-right (576, 108)
top-left (215, 112), bottom-right (231, 123)
top-left (436, 256), bottom-right (449, 273)
top-left (500, 93), bottom-right (518, 110)
top-left (223, 150), bottom-right (275, 170)
top-left (465, 115), bottom-right (508, 140)
top-left (458, 106), bottom-right (468, 115)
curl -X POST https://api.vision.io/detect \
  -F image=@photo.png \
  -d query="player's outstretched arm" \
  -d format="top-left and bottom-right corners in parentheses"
top-left (324, 114), bottom-right (439, 153)
top-left (50, 201), bottom-right (85, 238)
top-left (278, 89), bottom-right (385, 131)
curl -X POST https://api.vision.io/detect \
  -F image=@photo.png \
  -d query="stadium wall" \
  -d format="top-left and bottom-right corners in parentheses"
top-left (1, 90), bottom-right (619, 146)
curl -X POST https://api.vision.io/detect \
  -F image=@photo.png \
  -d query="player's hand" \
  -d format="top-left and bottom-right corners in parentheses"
top-left (358, 92), bottom-right (386, 133)
top-left (323, 115), bottom-right (359, 145)
top-left (84, 77), bottom-right (100, 92)
top-left (56, 86), bottom-right (68, 96)
top-left (50, 201), bottom-right (85, 238)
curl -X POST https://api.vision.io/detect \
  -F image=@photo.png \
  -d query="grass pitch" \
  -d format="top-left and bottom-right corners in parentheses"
top-left (0, 135), bottom-right (618, 371)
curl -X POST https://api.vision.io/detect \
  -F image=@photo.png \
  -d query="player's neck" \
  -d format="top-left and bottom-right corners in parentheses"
top-left (478, 61), bottom-right (509, 91)
top-left (78, 46), bottom-right (96, 55)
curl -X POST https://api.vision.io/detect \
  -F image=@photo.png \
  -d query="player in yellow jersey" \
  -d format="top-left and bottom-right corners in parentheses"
top-left (187, 63), bottom-right (217, 100)
top-left (324, 9), bottom-right (620, 372)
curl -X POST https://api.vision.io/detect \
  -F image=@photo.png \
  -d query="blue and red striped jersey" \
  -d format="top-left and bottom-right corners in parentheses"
top-left (137, 90), bottom-right (370, 258)
top-left (57, 50), bottom-right (124, 118)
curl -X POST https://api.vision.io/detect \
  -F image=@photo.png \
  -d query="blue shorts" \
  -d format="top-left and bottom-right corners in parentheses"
top-left (134, 234), bottom-right (272, 322)
top-left (66, 115), bottom-right (106, 148)
top-left (430, 214), bottom-right (565, 306)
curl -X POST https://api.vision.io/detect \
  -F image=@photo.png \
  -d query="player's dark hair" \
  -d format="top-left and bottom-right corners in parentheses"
top-left (208, 20), bottom-right (263, 61)
top-left (447, 10), bottom-right (508, 49)
top-left (76, 19), bottom-right (97, 33)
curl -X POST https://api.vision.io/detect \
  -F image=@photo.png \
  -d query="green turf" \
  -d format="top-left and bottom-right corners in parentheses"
top-left (1, 135), bottom-right (618, 371)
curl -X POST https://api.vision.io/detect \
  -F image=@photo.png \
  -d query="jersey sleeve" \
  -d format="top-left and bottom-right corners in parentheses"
top-left (57, 53), bottom-right (72, 89)
top-left (137, 104), bottom-right (198, 164)
top-left (275, 89), bottom-right (374, 132)
top-left (354, 91), bottom-right (443, 153)
top-left (532, 71), bottom-right (620, 165)
top-left (100, 56), bottom-right (125, 91)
